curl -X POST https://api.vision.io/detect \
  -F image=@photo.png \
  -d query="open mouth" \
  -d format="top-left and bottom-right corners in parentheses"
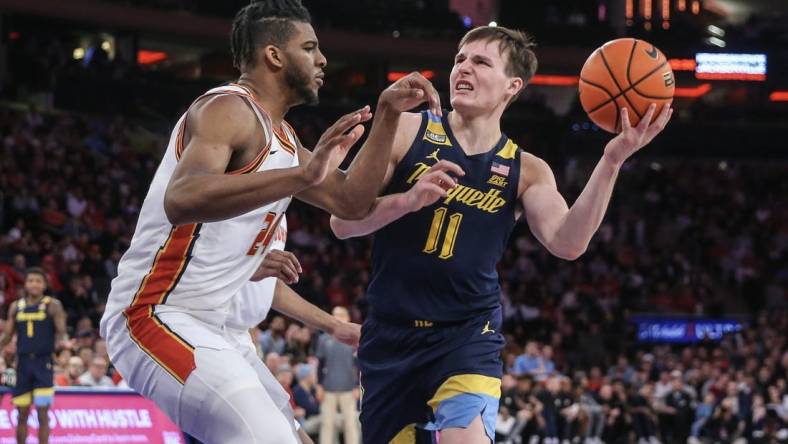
top-left (455, 80), bottom-right (474, 92)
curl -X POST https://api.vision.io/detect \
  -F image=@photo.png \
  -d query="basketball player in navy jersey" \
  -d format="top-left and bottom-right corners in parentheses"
top-left (0, 268), bottom-right (70, 444)
top-left (331, 26), bottom-right (672, 443)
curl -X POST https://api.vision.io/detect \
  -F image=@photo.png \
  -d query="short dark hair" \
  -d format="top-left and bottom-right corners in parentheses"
top-left (231, 0), bottom-right (312, 71)
top-left (25, 267), bottom-right (47, 282)
top-left (458, 26), bottom-right (538, 104)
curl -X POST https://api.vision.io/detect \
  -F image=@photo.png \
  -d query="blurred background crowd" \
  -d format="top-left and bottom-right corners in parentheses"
top-left (0, 0), bottom-right (786, 442)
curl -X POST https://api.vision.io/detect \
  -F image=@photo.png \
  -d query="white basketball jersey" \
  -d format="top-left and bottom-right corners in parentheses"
top-left (225, 217), bottom-right (287, 330)
top-left (100, 84), bottom-right (301, 340)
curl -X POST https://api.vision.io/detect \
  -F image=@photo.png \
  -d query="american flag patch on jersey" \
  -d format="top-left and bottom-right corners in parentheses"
top-left (491, 162), bottom-right (510, 176)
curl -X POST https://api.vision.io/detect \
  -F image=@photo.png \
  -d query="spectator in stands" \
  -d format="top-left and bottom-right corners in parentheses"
top-left (662, 370), bottom-right (694, 444)
top-left (276, 363), bottom-right (297, 410)
top-left (513, 341), bottom-right (541, 377)
top-left (260, 315), bottom-right (286, 356)
top-left (316, 306), bottom-right (359, 444)
top-left (78, 356), bottom-right (113, 387)
top-left (293, 364), bottom-right (321, 437)
top-left (54, 356), bottom-right (84, 386)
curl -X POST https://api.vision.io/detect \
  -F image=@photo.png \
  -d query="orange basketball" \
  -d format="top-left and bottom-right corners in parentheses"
top-left (578, 38), bottom-right (674, 133)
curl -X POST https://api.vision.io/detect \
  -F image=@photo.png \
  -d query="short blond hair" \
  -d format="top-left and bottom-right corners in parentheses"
top-left (458, 26), bottom-right (538, 104)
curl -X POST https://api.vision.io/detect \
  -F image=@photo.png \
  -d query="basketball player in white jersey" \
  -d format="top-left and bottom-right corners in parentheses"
top-left (224, 218), bottom-right (356, 444)
top-left (98, 0), bottom-right (440, 442)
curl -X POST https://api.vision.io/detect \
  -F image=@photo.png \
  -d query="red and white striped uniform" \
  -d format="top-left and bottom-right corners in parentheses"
top-left (99, 85), bottom-right (303, 443)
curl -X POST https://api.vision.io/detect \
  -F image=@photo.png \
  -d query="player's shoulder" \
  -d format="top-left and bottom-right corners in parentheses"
top-left (395, 112), bottom-right (424, 140)
top-left (518, 150), bottom-right (556, 194)
top-left (188, 93), bottom-right (259, 135)
top-left (44, 296), bottom-right (63, 307)
top-left (391, 111), bottom-right (425, 163)
top-left (519, 151), bottom-right (550, 172)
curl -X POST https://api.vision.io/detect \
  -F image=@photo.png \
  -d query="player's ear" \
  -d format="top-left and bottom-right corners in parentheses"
top-left (508, 77), bottom-right (524, 96)
top-left (262, 45), bottom-right (284, 69)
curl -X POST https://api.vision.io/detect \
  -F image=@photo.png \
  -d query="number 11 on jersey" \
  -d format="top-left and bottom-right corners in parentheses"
top-left (423, 207), bottom-right (463, 259)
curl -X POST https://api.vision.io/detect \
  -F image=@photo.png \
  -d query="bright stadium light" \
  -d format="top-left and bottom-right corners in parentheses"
top-left (706, 25), bottom-right (725, 37)
top-left (73, 48), bottom-right (85, 60)
top-left (706, 37), bottom-right (726, 47)
top-left (695, 52), bottom-right (767, 81)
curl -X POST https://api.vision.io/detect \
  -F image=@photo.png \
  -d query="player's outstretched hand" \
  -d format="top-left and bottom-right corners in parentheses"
top-left (404, 160), bottom-right (465, 211)
top-left (331, 321), bottom-right (361, 348)
top-left (378, 71), bottom-right (442, 116)
top-left (250, 250), bottom-right (302, 284)
top-left (604, 104), bottom-right (672, 167)
top-left (302, 106), bottom-right (373, 186)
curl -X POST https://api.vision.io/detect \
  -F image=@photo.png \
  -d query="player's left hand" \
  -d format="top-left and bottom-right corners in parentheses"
top-left (604, 104), bottom-right (672, 168)
top-left (250, 250), bottom-right (302, 284)
top-left (378, 71), bottom-right (442, 116)
top-left (331, 321), bottom-right (361, 348)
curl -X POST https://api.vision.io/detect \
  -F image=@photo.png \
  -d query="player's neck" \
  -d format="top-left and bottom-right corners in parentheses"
top-left (26, 293), bottom-right (44, 304)
top-left (447, 110), bottom-right (502, 155)
top-left (236, 74), bottom-right (292, 128)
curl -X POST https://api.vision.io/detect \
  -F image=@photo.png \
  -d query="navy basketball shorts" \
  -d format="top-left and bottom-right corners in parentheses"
top-left (358, 307), bottom-right (504, 443)
top-left (12, 354), bottom-right (54, 408)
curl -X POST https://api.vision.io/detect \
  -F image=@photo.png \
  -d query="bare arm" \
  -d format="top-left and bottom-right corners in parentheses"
top-left (521, 154), bottom-right (618, 260)
top-left (49, 299), bottom-right (69, 345)
top-left (271, 281), bottom-right (360, 347)
top-left (164, 95), bottom-right (371, 225)
top-left (0, 303), bottom-right (16, 349)
top-left (522, 105), bottom-right (672, 260)
top-left (330, 160), bottom-right (464, 239)
top-left (296, 72), bottom-right (442, 220)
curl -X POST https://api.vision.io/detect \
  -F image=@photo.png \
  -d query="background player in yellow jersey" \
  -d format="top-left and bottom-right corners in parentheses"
top-left (331, 26), bottom-right (672, 443)
top-left (0, 268), bottom-right (69, 444)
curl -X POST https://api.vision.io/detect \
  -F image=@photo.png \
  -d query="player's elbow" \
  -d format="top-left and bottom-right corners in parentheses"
top-left (329, 215), bottom-right (354, 240)
top-left (163, 186), bottom-right (195, 226)
top-left (554, 247), bottom-right (587, 261)
top-left (548, 241), bottom-right (587, 261)
top-left (336, 197), bottom-right (373, 221)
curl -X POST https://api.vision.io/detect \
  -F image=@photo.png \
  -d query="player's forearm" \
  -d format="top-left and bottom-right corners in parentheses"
top-left (333, 104), bottom-right (401, 218)
top-left (0, 334), bottom-right (10, 349)
top-left (271, 281), bottom-right (341, 334)
top-left (164, 167), bottom-right (312, 225)
top-left (551, 155), bottom-right (620, 258)
top-left (329, 193), bottom-right (412, 239)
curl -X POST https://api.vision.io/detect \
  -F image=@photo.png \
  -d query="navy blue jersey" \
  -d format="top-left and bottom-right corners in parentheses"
top-left (15, 296), bottom-right (55, 356)
top-left (366, 111), bottom-right (521, 322)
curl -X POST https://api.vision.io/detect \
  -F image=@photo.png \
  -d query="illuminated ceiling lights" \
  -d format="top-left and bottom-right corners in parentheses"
top-left (530, 75), bottom-right (579, 86)
top-left (677, 0), bottom-right (686, 11)
top-left (626, 0), bottom-right (633, 25)
top-left (669, 58), bottom-right (697, 71)
top-left (388, 70), bottom-right (435, 82)
top-left (662, 0), bottom-right (670, 28)
top-left (691, 0), bottom-right (700, 14)
top-left (769, 91), bottom-right (788, 102)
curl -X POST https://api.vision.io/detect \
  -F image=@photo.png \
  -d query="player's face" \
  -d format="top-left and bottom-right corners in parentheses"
top-left (282, 22), bottom-right (326, 106)
top-left (450, 39), bottom-right (520, 114)
top-left (24, 273), bottom-right (46, 297)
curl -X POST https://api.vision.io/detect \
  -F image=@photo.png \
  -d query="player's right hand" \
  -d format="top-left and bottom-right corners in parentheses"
top-left (302, 106), bottom-right (373, 186)
top-left (378, 71), bottom-right (442, 116)
top-left (331, 321), bottom-right (361, 348)
top-left (250, 250), bottom-right (302, 284)
top-left (404, 160), bottom-right (465, 211)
